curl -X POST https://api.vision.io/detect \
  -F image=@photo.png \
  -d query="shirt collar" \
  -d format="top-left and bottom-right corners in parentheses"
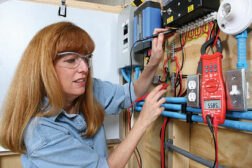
top-left (41, 97), bottom-right (80, 122)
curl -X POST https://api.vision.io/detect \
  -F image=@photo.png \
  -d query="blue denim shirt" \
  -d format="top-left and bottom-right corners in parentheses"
top-left (21, 78), bottom-right (136, 168)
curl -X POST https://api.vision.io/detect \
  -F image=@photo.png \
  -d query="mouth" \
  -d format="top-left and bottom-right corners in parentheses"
top-left (73, 78), bottom-right (86, 85)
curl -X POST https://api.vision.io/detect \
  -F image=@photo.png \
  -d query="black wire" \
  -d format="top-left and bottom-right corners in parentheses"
top-left (179, 34), bottom-right (185, 71)
top-left (135, 147), bottom-right (142, 168)
top-left (206, 115), bottom-right (217, 168)
top-left (210, 22), bottom-right (216, 39)
top-left (181, 89), bottom-right (187, 97)
top-left (174, 35), bottom-right (185, 97)
top-left (159, 68), bottom-right (170, 83)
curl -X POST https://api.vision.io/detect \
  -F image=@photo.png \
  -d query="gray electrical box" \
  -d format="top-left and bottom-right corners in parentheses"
top-left (117, 5), bottom-right (143, 69)
top-left (225, 69), bottom-right (252, 111)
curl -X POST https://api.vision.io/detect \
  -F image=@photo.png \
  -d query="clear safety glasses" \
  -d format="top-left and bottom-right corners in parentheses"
top-left (56, 52), bottom-right (92, 69)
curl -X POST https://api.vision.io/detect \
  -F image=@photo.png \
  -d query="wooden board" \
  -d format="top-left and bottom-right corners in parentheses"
top-left (20, 0), bottom-right (122, 13)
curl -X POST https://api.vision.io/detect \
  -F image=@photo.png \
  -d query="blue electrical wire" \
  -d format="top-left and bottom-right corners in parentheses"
top-left (121, 67), bottom-right (131, 83)
top-left (134, 66), bottom-right (140, 81)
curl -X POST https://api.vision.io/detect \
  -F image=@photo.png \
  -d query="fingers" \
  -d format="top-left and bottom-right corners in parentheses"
top-left (157, 97), bottom-right (166, 108)
top-left (146, 85), bottom-right (167, 106)
top-left (152, 89), bottom-right (167, 102)
top-left (147, 85), bottom-right (163, 98)
top-left (153, 28), bottom-right (169, 34)
top-left (157, 33), bottom-right (164, 50)
top-left (152, 28), bottom-right (168, 48)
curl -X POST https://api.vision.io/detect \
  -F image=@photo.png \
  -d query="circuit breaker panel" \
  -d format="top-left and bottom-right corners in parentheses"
top-left (117, 5), bottom-right (143, 68)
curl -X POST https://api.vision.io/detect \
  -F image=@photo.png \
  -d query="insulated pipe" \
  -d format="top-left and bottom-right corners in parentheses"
top-left (187, 107), bottom-right (252, 120)
top-left (136, 97), bottom-right (187, 104)
top-left (236, 30), bottom-right (248, 70)
top-left (121, 68), bottom-right (130, 83)
top-left (136, 102), bottom-right (182, 111)
top-left (136, 103), bottom-right (252, 120)
top-left (165, 97), bottom-right (187, 103)
top-left (135, 107), bottom-right (252, 132)
top-left (166, 140), bottom-right (227, 168)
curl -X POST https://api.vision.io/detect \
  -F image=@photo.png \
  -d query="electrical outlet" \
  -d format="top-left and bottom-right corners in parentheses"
top-left (187, 75), bottom-right (200, 108)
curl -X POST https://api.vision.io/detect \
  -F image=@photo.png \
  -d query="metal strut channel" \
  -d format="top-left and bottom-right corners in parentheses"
top-left (165, 139), bottom-right (228, 168)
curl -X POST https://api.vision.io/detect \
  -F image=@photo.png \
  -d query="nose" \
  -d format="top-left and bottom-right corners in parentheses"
top-left (77, 59), bottom-right (89, 73)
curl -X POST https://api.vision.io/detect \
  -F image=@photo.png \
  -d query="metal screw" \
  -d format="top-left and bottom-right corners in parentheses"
top-left (167, 8), bottom-right (172, 15)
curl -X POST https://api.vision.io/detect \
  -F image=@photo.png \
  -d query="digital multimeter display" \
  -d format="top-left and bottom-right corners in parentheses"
top-left (204, 100), bottom-right (221, 109)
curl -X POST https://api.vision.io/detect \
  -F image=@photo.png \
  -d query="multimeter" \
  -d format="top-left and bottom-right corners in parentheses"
top-left (200, 37), bottom-right (226, 125)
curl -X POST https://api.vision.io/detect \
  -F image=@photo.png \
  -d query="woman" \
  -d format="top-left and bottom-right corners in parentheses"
top-left (0, 22), bottom-right (167, 168)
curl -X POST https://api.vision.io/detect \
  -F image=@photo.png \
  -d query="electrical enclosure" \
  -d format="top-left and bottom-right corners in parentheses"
top-left (117, 5), bottom-right (143, 68)
top-left (162, 0), bottom-right (219, 27)
top-left (225, 69), bottom-right (252, 111)
top-left (133, 1), bottom-right (161, 53)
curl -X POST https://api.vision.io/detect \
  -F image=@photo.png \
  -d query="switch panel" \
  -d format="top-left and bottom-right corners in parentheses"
top-left (187, 75), bottom-right (200, 108)
top-left (246, 70), bottom-right (252, 110)
top-left (225, 69), bottom-right (247, 111)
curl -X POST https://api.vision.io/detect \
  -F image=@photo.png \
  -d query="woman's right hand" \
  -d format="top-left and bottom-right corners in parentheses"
top-left (138, 85), bottom-right (167, 128)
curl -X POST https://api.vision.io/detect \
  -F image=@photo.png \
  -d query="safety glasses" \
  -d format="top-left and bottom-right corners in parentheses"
top-left (56, 52), bottom-right (92, 69)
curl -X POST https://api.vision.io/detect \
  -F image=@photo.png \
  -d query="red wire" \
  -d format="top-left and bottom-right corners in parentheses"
top-left (183, 33), bottom-right (187, 46)
top-left (174, 70), bottom-right (178, 97)
top-left (134, 151), bottom-right (141, 168)
top-left (174, 57), bottom-right (183, 97)
top-left (195, 27), bottom-right (202, 37)
top-left (202, 25), bottom-right (208, 34)
top-left (175, 33), bottom-right (187, 52)
top-left (188, 29), bottom-right (194, 39)
top-left (205, 22), bottom-right (212, 42)
top-left (161, 54), bottom-right (172, 83)
top-left (212, 29), bottom-right (220, 47)
top-left (161, 118), bottom-right (168, 168)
